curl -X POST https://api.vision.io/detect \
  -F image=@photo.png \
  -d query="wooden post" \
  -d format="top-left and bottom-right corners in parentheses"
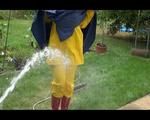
top-left (135, 10), bottom-right (141, 48)
top-left (2, 10), bottom-right (11, 71)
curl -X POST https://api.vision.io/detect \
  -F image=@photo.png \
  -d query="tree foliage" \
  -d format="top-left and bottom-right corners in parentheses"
top-left (96, 10), bottom-right (150, 35)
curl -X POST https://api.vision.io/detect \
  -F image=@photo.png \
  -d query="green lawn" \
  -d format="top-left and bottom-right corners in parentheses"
top-left (0, 19), bottom-right (35, 61)
top-left (71, 35), bottom-right (150, 109)
top-left (1, 19), bottom-right (150, 110)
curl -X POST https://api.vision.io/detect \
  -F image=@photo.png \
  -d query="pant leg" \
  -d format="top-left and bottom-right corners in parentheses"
top-left (51, 65), bottom-right (66, 98)
top-left (64, 65), bottom-right (77, 97)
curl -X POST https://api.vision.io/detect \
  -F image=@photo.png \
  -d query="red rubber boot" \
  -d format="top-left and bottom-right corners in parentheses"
top-left (51, 96), bottom-right (61, 110)
top-left (61, 96), bottom-right (71, 110)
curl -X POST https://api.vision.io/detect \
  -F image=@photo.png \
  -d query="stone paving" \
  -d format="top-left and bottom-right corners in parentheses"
top-left (119, 94), bottom-right (150, 110)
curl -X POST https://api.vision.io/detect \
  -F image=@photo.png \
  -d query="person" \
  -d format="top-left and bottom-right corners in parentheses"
top-left (31, 10), bottom-right (97, 110)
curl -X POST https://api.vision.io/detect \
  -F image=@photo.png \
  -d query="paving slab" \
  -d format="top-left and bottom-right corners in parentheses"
top-left (119, 95), bottom-right (150, 110)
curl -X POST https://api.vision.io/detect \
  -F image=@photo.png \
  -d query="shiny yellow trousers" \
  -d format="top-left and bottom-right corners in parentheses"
top-left (51, 65), bottom-right (77, 98)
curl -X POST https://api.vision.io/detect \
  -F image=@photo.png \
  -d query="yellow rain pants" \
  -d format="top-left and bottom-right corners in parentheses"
top-left (47, 10), bottom-right (94, 97)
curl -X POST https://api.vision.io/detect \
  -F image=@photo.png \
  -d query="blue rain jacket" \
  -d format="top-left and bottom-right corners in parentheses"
top-left (31, 10), bottom-right (97, 53)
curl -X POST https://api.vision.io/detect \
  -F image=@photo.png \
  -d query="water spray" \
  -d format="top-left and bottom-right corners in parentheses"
top-left (0, 47), bottom-right (70, 109)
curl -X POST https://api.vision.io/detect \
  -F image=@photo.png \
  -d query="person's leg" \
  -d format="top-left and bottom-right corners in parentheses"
top-left (51, 65), bottom-right (66, 110)
top-left (61, 65), bottom-right (77, 110)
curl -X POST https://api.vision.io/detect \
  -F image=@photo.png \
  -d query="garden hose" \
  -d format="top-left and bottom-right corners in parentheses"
top-left (32, 93), bottom-right (51, 110)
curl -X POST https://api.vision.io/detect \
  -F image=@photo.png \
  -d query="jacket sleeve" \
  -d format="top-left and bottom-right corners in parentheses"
top-left (82, 11), bottom-right (97, 53)
top-left (80, 10), bottom-right (95, 29)
top-left (31, 11), bottom-right (51, 49)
